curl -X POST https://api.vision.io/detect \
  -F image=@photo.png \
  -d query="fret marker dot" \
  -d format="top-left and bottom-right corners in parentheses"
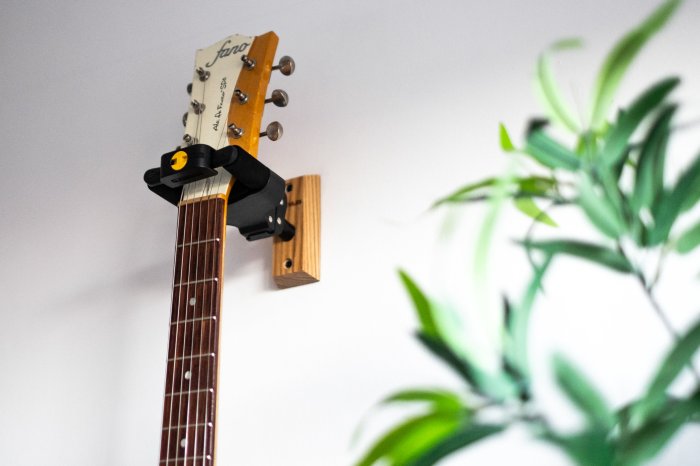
top-left (180, 438), bottom-right (187, 448)
top-left (185, 370), bottom-right (192, 380)
top-left (189, 297), bottom-right (196, 306)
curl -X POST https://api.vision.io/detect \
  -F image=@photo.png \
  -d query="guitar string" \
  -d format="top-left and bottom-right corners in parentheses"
top-left (166, 182), bottom-right (189, 465)
top-left (202, 78), bottom-right (231, 465)
top-left (164, 185), bottom-right (186, 465)
top-left (178, 179), bottom-right (199, 464)
top-left (195, 176), bottom-right (215, 464)
top-left (176, 73), bottom-right (210, 464)
top-left (182, 72), bottom-right (213, 463)
top-left (184, 175), bottom-right (208, 461)
top-left (202, 179), bottom-right (221, 465)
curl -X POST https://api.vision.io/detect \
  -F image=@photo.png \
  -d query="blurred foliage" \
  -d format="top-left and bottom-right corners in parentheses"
top-left (356, 1), bottom-right (700, 464)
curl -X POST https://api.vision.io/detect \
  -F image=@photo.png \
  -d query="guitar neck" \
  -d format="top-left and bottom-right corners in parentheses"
top-left (160, 196), bottom-right (228, 465)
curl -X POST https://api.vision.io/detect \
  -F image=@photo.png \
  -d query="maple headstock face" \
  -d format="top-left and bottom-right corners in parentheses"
top-left (180, 32), bottom-right (283, 202)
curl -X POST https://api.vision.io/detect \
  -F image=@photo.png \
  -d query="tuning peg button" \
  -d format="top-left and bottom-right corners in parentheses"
top-left (182, 112), bottom-right (188, 127)
top-left (260, 121), bottom-right (283, 141)
top-left (272, 56), bottom-right (295, 76)
top-left (265, 89), bottom-right (289, 107)
top-left (187, 83), bottom-right (192, 95)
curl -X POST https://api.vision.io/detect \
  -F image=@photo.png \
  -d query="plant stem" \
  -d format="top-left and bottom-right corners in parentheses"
top-left (617, 243), bottom-right (700, 383)
top-left (634, 269), bottom-right (700, 383)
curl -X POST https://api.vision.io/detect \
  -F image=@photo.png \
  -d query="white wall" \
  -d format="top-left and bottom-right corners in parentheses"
top-left (1, 0), bottom-right (699, 465)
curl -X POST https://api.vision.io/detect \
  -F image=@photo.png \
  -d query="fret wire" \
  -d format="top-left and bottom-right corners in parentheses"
top-left (178, 238), bottom-right (220, 248)
top-left (171, 315), bottom-right (217, 325)
top-left (173, 277), bottom-right (218, 287)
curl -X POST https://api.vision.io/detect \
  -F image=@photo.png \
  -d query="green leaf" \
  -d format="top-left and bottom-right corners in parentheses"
top-left (505, 257), bottom-right (552, 380)
top-left (679, 153), bottom-right (700, 212)
top-left (355, 411), bottom-right (462, 466)
top-left (432, 178), bottom-right (498, 207)
top-left (540, 429), bottom-right (614, 466)
top-left (600, 77), bottom-right (680, 168)
top-left (517, 176), bottom-right (559, 196)
top-left (590, 0), bottom-right (682, 129)
top-left (525, 129), bottom-right (581, 171)
top-left (676, 219), bottom-right (700, 254)
top-left (633, 318), bottom-right (700, 423)
top-left (552, 354), bottom-right (616, 429)
top-left (382, 389), bottom-right (465, 414)
top-left (650, 154), bottom-right (700, 244)
top-left (578, 174), bottom-right (627, 239)
top-left (513, 197), bottom-right (558, 227)
top-left (499, 123), bottom-right (516, 152)
top-left (520, 239), bottom-right (634, 273)
top-left (617, 392), bottom-right (700, 466)
top-left (399, 271), bottom-right (439, 339)
top-left (632, 104), bottom-right (678, 212)
top-left (536, 38), bottom-right (583, 133)
top-left (433, 176), bottom-right (560, 207)
top-left (416, 333), bottom-right (517, 400)
top-left (409, 423), bottom-right (504, 466)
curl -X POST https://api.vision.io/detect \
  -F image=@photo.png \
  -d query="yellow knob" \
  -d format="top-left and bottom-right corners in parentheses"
top-left (170, 151), bottom-right (188, 171)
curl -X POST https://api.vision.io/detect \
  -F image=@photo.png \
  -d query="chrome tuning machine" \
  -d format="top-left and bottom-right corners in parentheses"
top-left (272, 56), bottom-right (295, 76)
top-left (265, 89), bottom-right (289, 107)
top-left (260, 122), bottom-right (283, 141)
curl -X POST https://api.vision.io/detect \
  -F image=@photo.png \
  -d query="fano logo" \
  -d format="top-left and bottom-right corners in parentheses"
top-left (206, 40), bottom-right (250, 67)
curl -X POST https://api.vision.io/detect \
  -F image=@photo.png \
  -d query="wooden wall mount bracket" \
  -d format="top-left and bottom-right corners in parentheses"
top-left (273, 175), bottom-right (320, 288)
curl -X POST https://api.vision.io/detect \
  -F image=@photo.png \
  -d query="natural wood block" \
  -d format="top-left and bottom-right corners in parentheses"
top-left (273, 175), bottom-right (321, 288)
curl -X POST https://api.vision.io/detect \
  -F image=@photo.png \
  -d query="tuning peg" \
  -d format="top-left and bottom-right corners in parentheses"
top-left (260, 122), bottom-right (283, 141)
top-left (234, 89), bottom-right (248, 104)
top-left (187, 83), bottom-right (192, 95)
top-left (196, 67), bottom-right (210, 81)
top-left (241, 54), bottom-right (256, 70)
top-left (265, 89), bottom-right (289, 107)
top-left (182, 112), bottom-right (188, 127)
top-left (272, 56), bottom-right (295, 76)
top-left (191, 100), bottom-right (205, 115)
top-left (228, 123), bottom-right (244, 139)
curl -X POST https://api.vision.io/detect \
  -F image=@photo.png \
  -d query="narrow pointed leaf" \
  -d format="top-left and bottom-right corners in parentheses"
top-left (513, 197), bottom-right (558, 227)
top-left (499, 123), bottom-right (516, 152)
top-left (520, 239), bottom-right (634, 273)
top-left (578, 174), bottom-right (626, 239)
top-left (618, 392), bottom-right (700, 466)
top-left (601, 77), bottom-right (680, 168)
top-left (506, 257), bottom-right (551, 379)
top-left (651, 154), bottom-right (700, 244)
top-left (553, 354), bottom-right (616, 429)
top-left (355, 411), bottom-right (462, 466)
top-left (590, 0), bottom-right (682, 129)
top-left (536, 38), bottom-right (583, 133)
top-left (526, 129), bottom-right (581, 171)
top-left (410, 423), bottom-right (504, 466)
top-left (399, 271), bottom-right (439, 338)
top-left (676, 219), bottom-right (700, 254)
top-left (679, 153), bottom-right (700, 213)
top-left (382, 389), bottom-right (465, 414)
top-left (540, 429), bottom-right (614, 466)
top-left (634, 318), bottom-right (700, 422)
top-left (416, 333), bottom-right (517, 400)
top-left (632, 104), bottom-right (677, 211)
top-left (433, 178), bottom-right (497, 207)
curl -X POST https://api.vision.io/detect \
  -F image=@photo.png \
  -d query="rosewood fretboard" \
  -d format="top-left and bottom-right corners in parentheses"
top-left (160, 197), bottom-right (227, 466)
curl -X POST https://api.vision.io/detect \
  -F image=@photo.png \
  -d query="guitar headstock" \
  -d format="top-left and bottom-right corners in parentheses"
top-left (179, 32), bottom-right (293, 202)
